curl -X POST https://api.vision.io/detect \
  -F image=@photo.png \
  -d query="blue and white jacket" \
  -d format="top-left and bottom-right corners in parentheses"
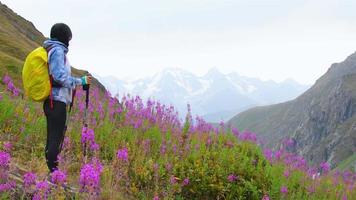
top-left (43, 39), bottom-right (82, 105)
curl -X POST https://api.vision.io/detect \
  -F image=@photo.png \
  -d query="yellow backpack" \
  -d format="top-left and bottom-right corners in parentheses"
top-left (22, 47), bottom-right (51, 102)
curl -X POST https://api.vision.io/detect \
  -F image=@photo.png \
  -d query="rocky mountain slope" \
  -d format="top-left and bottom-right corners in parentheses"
top-left (228, 52), bottom-right (356, 169)
top-left (0, 2), bottom-right (104, 90)
top-left (97, 68), bottom-right (309, 122)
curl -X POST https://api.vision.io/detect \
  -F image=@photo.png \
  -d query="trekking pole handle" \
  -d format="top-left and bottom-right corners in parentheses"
top-left (85, 85), bottom-right (90, 106)
top-left (83, 84), bottom-right (90, 91)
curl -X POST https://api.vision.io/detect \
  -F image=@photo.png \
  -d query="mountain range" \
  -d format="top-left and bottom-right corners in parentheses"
top-left (228, 52), bottom-right (356, 169)
top-left (96, 68), bottom-right (309, 122)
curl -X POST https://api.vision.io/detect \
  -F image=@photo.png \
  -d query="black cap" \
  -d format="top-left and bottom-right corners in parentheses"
top-left (50, 23), bottom-right (72, 47)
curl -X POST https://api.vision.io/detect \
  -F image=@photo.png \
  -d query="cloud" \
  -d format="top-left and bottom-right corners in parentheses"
top-left (2, 0), bottom-right (356, 84)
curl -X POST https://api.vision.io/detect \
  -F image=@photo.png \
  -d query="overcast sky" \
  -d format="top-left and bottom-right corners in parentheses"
top-left (2, 0), bottom-right (356, 84)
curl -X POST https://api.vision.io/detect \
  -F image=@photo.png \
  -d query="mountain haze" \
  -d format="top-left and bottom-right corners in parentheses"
top-left (97, 68), bottom-right (309, 122)
top-left (229, 52), bottom-right (356, 169)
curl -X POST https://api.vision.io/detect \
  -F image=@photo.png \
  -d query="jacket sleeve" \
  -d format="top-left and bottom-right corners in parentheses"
top-left (48, 48), bottom-right (82, 89)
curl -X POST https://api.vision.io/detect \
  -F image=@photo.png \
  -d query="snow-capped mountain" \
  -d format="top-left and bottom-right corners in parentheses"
top-left (95, 68), bottom-right (309, 122)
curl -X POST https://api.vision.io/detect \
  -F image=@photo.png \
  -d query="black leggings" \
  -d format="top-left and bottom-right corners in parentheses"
top-left (43, 99), bottom-right (67, 173)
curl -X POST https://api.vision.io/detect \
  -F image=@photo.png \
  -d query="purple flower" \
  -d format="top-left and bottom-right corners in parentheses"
top-left (274, 150), bottom-right (283, 160)
top-left (23, 172), bottom-right (37, 187)
top-left (219, 121), bottom-right (225, 128)
top-left (0, 151), bottom-right (11, 168)
top-left (283, 138), bottom-right (296, 148)
top-left (232, 128), bottom-right (240, 138)
top-left (160, 144), bottom-right (167, 155)
top-left (283, 170), bottom-right (290, 178)
top-left (320, 162), bottom-right (330, 174)
top-left (51, 169), bottom-right (67, 185)
top-left (165, 163), bottom-right (173, 172)
top-left (36, 181), bottom-right (49, 190)
top-left (262, 194), bottom-right (270, 200)
top-left (7, 81), bottom-right (14, 90)
top-left (32, 195), bottom-right (41, 200)
top-left (90, 142), bottom-right (100, 151)
top-left (307, 167), bottom-right (318, 179)
top-left (0, 181), bottom-right (16, 192)
top-left (280, 186), bottom-right (288, 194)
top-left (3, 142), bottom-right (12, 152)
top-left (79, 163), bottom-right (102, 193)
top-left (239, 131), bottom-right (257, 143)
top-left (182, 178), bottom-right (190, 186)
top-left (81, 127), bottom-right (95, 145)
top-left (263, 148), bottom-right (273, 162)
top-left (153, 195), bottom-right (160, 200)
top-left (342, 194), bottom-right (348, 200)
top-left (227, 174), bottom-right (238, 182)
top-left (342, 171), bottom-right (353, 183)
top-left (117, 107), bottom-right (123, 114)
top-left (206, 137), bottom-right (212, 146)
top-left (12, 88), bottom-right (19, 96)
top-left (34, 181), bottom-right (50, 200)
top-left (294, 156), bottom-right (306, 170)
top-left (170, 175), bottom-right (177, 184)
top-left (153, 163), bottom-right (159, 173)
top-left (117, 147), bottom-right (128, 162)
top-left (91, 158), bottom-right (104, 174)
top-left (2, 75), bottom-right (11, 84)
top-left (1, 75), bottom-right (20, 96)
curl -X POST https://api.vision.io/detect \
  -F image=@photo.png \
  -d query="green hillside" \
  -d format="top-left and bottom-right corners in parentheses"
top-left (229, 53), bottom-right (356, 170)
top-left (0, 3), bottom-right (43, 84)
top-left (0, 2), bottom-right (104, 91)
top-left (1, 74), bottom-right (355, 199)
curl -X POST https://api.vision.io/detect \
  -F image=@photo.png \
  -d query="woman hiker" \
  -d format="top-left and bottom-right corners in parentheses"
top-left (43, 23), bottom-right (92, 173)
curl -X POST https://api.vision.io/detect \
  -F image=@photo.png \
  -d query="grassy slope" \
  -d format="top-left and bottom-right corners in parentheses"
top-left (228, 60), bottom-right (356, 169)
top-left (228, 100), bottom-right (301, 146)
top-left (337, 154), bottom-right (356, 171)
top-left (0, 84), bottom-right (270, 199)
top-left (1, 80), bottom-right (355, 199)
top-left (0, 3), bottom-right (40, 85)
top-left (0, 2), bottom-right (105, 91)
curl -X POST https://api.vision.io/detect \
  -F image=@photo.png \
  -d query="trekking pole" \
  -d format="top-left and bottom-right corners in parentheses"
top-left (82, 83), bottom-right (90, 158)
top-left (83, 84), bottom-right (90, 127)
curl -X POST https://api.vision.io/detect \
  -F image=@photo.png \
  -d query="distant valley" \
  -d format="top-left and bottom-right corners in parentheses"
top-left (96, 68), bottom-right (309, 122)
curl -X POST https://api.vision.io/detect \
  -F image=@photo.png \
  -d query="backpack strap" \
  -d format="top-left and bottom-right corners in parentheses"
top-left (49, 74), bottom-right (54, 109)
top-left (44, 46), bottom-right (54, 109)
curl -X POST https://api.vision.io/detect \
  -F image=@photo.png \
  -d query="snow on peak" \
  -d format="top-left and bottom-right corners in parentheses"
top-left (99, 68), bottom-right (308, 122)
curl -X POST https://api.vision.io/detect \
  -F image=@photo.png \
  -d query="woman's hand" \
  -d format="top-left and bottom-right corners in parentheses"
top-left (81, 75), bottom-right (92, 85)
top-left (86, 75), bottom-right (92, 84)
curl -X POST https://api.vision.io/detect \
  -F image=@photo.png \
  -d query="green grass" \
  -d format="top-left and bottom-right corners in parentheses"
top-left (1, 78), bottom-right (356, 199)
top-left (337, 154), bottom-right (356, 171)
